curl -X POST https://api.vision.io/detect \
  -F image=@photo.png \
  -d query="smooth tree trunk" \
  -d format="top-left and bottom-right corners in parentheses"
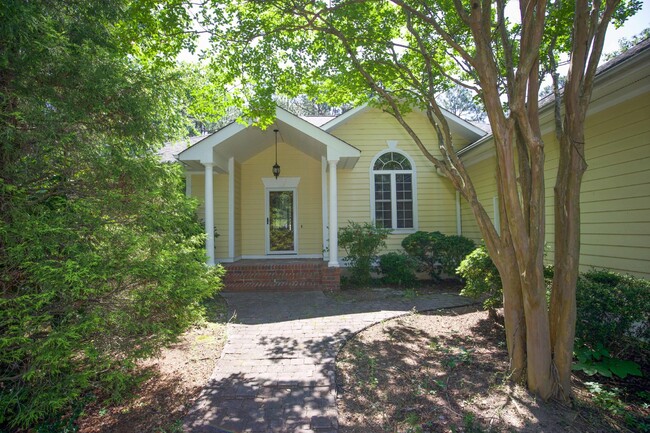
top-left (494, 251), bottom-right (527, 382)
top-left (550, 128), bottom-right (587, 400)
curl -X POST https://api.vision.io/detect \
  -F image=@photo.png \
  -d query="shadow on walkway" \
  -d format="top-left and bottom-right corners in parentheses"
top-left (183, 290), bottom-right (474, 432)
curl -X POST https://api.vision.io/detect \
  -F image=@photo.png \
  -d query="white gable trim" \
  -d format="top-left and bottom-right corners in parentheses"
top-left (274, 107), bottom-right (360, 160)
top-left (322, 104), bottom-right (370, 131)
top-left (177, 107), bottom-right (360, 167)
top-left (178, 122), bottom-right (246, 169)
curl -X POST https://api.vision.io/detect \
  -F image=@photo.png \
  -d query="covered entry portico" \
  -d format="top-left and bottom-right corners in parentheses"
top-left (177, 107), bottom-right (360, 272)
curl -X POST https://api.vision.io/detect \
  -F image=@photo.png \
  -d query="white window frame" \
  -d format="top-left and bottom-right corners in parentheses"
top-left (369, 150), bottom-right (418, 233)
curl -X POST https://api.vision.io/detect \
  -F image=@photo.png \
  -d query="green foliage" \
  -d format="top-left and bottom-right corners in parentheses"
top-left (401, 231), bottom-right (474, 280)
top-left (457, 246), bottom-right (503, 314)
top-left (378, 252), bottom-right (417, 287)
top-left (573, 344), bottom-right (642, 379)
top-left (437, 235), bottom-right (476, 277)
top-left (585, 382), bottom-right (627, 416)
top-left (338, 221), bottom-right (391, 286)
top-left (440, 84), bottom-right (486, 122)
top-left (605, 28), bottom-right (650, 61)
top-left (401, 231), bottom-right (445, 278)
top-left (0, 0), bottom-right (221, 429)
top-left (576, 269), bottom-right (650, 357)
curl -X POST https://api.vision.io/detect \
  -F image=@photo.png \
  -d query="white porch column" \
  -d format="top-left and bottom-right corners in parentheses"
top-left (204, 163), bottom-right (215, 265)
top-left (228, 157), bottom-right (235, 260)
top-left (328, 159), bottom-right (339, 267)
top-left (321, 156), bottom-right (329, 260)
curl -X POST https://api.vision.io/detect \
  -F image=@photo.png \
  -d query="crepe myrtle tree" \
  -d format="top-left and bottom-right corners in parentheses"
top-left (193, 0), bottom-right (640, 400)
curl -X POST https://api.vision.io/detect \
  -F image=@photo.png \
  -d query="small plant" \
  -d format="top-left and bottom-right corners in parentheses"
top-left (379, 252), bottom-right (417, 286)
top-left (457, 246), bottom-right (502, 319)
top-left (573, 343), bottom-right (642, 379)
top-left (462, 412), bottom-right (486, 433)
top-left (403, 288), bottom-right (418, 300)
top-left (339, 221), bottom-right (391, 286)
top-left (585, 381), bottom-right (626, 416)
top-left (443, 347), bottom-right (474, 369)
top-left (404, 412), bottom-right (423, 433)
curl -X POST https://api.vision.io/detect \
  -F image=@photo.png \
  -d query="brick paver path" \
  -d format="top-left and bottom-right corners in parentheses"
top-left (184, 290), bottom-right (474, 433)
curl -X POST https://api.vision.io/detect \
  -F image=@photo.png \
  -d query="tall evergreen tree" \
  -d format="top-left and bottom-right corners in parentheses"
top-left (0, 1), bottom-right (221, 429)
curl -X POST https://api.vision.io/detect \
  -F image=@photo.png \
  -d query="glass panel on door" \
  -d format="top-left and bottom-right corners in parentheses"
top-left (269, 190), bottom-right (295, 252)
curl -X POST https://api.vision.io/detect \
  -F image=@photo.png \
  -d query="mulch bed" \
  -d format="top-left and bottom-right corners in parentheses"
top-left (336, 305), bottom-right (649, 432)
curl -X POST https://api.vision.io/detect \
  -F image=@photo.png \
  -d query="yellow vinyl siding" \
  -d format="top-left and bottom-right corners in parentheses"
top-left (239, 142), bottom-right (323, 256)
top-left (189, 172), bottom-right (229, 260)
top-left (331, 108), bottom-right (462, 254)
top-left (460, 156), bottom-right (498, 242)
top-left (462, 91), bottom-right (650, 278)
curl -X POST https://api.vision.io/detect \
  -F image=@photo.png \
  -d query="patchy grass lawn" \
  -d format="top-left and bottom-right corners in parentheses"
top-left (76, 295), bottom-right (229, 433)
top-left (336, 305), bottom-right (650, 433)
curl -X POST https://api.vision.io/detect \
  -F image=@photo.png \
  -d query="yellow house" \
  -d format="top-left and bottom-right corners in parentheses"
top-left (175, 38), bottom-right (650, 289)
top-left (176, 106), bottom-right (483, 290)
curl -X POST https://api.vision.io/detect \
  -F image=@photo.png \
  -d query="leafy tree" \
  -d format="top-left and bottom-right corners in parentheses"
top-left (439, 84), bottom-right (487, 121)
top-left (192, 0), bottom-right (641, 400)
top-left (604, 27), bottom-right (650, 60)
top-left (0, 0), bottom-right (221, 429)
top-left (274, 94), bottom-right (352, 116)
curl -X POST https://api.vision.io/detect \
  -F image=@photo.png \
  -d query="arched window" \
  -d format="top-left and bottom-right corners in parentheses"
top-left (371, 151), bottom-right (416, 230)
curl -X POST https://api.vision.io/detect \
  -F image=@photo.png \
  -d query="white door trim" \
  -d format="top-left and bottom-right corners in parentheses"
top-left (265, 186), bottom-right (299, 255)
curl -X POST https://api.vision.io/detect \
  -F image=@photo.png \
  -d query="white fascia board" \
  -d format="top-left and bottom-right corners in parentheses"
top-left (177, 122), bottom-right (247, 165)
top-left (322, 104), bottom-right (370, 131)
top-left (439, 106), bottom-right (487, 139)
top-left (275, 107), bottom-right (360, 160)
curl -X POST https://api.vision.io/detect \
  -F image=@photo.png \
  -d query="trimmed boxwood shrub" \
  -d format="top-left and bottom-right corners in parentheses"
top-left (379, 252), bottom-right (417, 287)
top-left (576, 269), bottom-right (650, 356)
top-left (401, 231), bottom-right (475, 279)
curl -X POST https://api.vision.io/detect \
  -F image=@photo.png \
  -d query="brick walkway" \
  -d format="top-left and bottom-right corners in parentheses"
top-left (183, 291), bottom-right (474, 433)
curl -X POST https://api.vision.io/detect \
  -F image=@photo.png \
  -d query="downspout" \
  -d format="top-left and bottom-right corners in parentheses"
top-left (456, 191), bottom-right (462, 236)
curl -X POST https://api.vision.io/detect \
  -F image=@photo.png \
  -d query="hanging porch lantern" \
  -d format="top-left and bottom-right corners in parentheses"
top-left (272, 128), bottom-right (281, 179)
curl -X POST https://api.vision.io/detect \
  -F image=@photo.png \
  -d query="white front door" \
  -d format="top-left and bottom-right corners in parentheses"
top-left (266, 188), bottom-right (298, 254)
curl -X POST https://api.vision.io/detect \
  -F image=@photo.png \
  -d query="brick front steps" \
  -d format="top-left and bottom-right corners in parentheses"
top-left (222, 259), bottom-right (341, 292)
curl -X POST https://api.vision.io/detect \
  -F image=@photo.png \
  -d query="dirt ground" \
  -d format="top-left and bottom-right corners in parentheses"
top-left (336, 305), bottom-right (649, 433)
top-left (76, 297), bottom-right (229, 433)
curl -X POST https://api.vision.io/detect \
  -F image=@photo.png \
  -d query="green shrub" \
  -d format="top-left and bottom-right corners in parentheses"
top-left (401, 231), bottom-right (445, 278)
top-left (438, 235), bottom-right (476, 277)
top-left (0, 158), bottom-right (223, 430)
top-left (457, 246), bottom-right (502, 316)
top-left (379, 252), bottom-right (417, 287)
top-left (339, 221), bottom-right (391, 286)
top-left (402, 231), bottom-right (474, 279)
top-left (576, 269), bottom-right (650, 357)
